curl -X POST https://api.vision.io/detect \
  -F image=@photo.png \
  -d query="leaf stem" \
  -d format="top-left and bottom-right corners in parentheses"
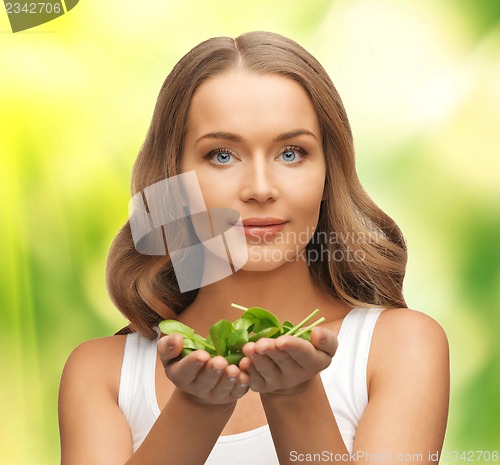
top-left (199, 340), bottom-right (216, 352)
top-left (231, 303), bottom-right (248, 312)
top-left (285, 309), bottom-right (320, 335)
top-left (294, 317), bottom-right (326, 338)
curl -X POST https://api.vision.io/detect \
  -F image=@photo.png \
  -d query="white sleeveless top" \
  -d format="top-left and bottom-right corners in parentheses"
top-left (118, 306), bottom-right (384, 463)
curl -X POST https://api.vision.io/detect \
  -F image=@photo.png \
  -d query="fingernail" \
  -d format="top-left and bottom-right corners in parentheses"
top-left (256, 344), bottom-right (268, 355)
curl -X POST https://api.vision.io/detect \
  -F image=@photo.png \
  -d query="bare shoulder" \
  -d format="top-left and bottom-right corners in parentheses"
top-left (66, 334), bottom-right (127, 360)
top-left (59, 335), bottom-right (137, 463)
top-left (374, 307), bottom-right (449, 352)
top-left (61, 334), bottom-right (127, 398)
top-left (355, 308), bottom-right (450, 452)
top-left (368, 308), bottom-right (450, 392)
top-left (64, 334), bottom-right (127, 368)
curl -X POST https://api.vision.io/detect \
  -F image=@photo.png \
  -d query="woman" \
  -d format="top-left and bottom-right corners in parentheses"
top-left (58, 31), bottom-right (450, 465)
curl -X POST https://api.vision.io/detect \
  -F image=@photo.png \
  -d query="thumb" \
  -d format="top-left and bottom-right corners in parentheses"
top-left (157, 333), bottom-right (184, 364)
top-left (310, 327), bottom-right (337, 358)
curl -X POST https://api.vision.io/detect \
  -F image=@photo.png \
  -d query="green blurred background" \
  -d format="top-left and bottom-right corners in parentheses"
top-left (1, 0), bottom-right (499, 463)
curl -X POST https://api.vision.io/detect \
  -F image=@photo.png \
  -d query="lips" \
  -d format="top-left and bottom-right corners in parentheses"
top-left (241, 217), bottom-right (287, 227)
top-left (238, 217), bottom-right (288, 238)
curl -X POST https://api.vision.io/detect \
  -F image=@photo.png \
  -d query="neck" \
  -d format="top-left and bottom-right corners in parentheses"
top-left (177, 259), bottom-right (349, 336)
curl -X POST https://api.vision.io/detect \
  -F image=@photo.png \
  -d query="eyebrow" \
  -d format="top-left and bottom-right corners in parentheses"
top-left (194, 129), bottom-right (318, 145)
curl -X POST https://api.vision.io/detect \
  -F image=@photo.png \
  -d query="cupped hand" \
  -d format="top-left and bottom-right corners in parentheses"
top-left (238, 327), bottom-right (337, 395)
top-left (158, 333), bottom-right (250, 405)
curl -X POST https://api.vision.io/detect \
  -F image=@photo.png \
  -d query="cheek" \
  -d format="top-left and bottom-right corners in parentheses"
top-left (197, 178), bottom-right (233, 209)
top-left (292, 175), bottom-right (326, 220)
top-left (181, 165), bottom-right (232, 210)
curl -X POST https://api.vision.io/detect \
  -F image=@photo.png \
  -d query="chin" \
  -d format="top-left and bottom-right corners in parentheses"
top-left (237, 259), bottom-right (285, 272)
top-left (236, 244), bottom-right (303, 272)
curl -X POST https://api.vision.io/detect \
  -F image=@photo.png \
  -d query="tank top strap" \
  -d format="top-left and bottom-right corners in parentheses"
top-left (320, 306), bottom-right (385, 452)
top-left (337, 306), bottom-right (385, 402)
top-left (118, 328), bottom-right (160, 451)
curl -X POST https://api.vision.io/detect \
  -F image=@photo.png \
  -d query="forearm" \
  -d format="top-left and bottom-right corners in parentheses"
top-left (127, 388), bottom-right (235, 465)
top-left (261, 375), bottom-right (350, 465)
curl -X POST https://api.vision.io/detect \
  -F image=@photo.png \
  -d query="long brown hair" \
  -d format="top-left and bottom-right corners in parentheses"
top-left (106, 31), bottom-right (407, 339)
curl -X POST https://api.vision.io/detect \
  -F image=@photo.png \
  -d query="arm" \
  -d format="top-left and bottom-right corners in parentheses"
top-left (59, 334), bottom-right (249, 465)
top-left (241, 309), bottom-right (450, 464)
top-left (240, 327), bottom-right (349, 462)
top-left (352, 309), bottom-right (450, 462)
top-left (133, 334), bottom-right (250, 464)
top-left (59, 336), bottom-right (133, 465)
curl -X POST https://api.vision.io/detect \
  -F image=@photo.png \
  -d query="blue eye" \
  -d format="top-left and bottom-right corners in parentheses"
top-left (204, 148), bottom-right (236, 166)
top-left (279, 146), bottom-right (308, 164)
top-left (215, 152), bottom-right (231, 164)
top-left (282, 150), bottom-right (297, 162)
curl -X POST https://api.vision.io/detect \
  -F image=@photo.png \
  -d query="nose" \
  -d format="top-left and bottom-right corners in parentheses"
top-left (239, 156), bottom-right (279, 203)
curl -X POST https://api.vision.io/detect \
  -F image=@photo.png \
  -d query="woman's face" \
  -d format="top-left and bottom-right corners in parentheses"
top-left (180, 70), bottom-right (326, 271)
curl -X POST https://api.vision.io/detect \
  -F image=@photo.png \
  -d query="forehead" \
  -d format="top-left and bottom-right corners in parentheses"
top-left (186, 71), bottom-right (321, 138)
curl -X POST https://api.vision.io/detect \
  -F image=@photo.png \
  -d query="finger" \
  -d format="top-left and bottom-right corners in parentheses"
top-left (157, 334), bottom-right (184, 364)
top-left (259, 342), bottom-right (297, 372)
top-left (230, 371), bottom-right (250, 399)
top-left (245, 360), bottom-right (267, 392)
top-left (238, 355), bottom-right (252, 372)
top-left (194, 356), bottom-right (228, 391)
top-left (211, 364), bottom-right (240, 397)
top-left (310, 327), bottom-right (338, 357)
top-left (275, 335), bottom-right (326, 368)
top-left (165, 350), bottom-right (211, 386)
top-left (242, 341), bottom-right (257, 358)
top-left (251, 339), bottom-right (282, 376)
top-left (250, 353), bottom-right (281, 381)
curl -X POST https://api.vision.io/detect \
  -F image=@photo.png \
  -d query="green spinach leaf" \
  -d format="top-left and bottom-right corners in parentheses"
top-left (159, 303), bottom-right (324, 365)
